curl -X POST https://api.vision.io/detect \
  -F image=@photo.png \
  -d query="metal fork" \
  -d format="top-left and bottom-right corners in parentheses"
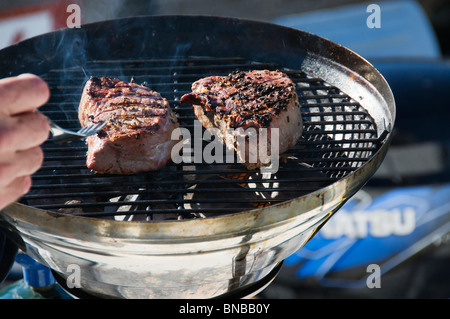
top-left (46, 117), bottom-right (107, 144)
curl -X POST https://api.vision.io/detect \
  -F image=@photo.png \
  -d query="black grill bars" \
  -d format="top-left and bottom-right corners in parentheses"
top-left (21, 56), bottom-right (380, 219)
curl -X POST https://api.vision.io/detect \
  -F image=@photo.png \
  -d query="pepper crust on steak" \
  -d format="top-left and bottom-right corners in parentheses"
top-left (181, 70), bottom-right (302, 169)
top-left (78, 76), bottom-right (179, 174)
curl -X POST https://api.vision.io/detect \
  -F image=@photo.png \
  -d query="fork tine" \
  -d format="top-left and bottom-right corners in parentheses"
top-left (87, 122), bottom-right (107, 134)
top-left (77, 126), bottom-right (90, 134)
top-left (47, 116), bottom-right (107, 143)
top-left (77, 121), bottom-right (107, 136)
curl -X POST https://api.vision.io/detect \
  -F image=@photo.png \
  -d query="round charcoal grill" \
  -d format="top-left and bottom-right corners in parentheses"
top-left (0, 16), bottom-right (394, 298)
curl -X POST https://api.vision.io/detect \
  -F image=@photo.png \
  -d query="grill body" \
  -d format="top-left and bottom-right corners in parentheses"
top-left (0, 16), bottom-right (394, 298)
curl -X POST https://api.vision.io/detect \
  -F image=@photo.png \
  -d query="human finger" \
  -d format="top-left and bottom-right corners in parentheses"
top-left (0, 175), bottom-right (31, 211)
top-left (0, 146), bottom-right (44, 189)
top-left (0, 111), bottom-right (49, 153)
top-left (0, 73), bottom-right (50, 116)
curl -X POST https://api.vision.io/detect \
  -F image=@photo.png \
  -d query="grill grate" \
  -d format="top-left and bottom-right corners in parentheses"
top-left (21, 56), bottom-right (380, 219)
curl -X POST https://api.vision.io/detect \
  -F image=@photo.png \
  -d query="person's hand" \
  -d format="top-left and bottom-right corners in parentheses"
top-left (0, 74), bottom-right (50, 210)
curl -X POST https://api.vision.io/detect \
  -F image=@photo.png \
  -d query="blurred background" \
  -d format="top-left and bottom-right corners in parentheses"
top-left (0, 0), bottom-right (449, 299)
top-left (2, 0), bottom-right (450, 56)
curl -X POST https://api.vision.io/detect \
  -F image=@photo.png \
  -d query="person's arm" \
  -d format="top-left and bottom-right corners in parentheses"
top-left (0, 74), bottom-right (50, 210)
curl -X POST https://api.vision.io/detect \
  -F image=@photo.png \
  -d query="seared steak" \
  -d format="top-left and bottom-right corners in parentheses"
top-left (181, 70), bottom-right (302, 169)
top-left (78, 76), bottom-right (179, 174)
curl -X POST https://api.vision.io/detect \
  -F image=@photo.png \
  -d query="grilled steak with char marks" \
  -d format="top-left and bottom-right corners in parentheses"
top-left (181, 70), bottom-right (302, 169)
top-left (79, 76), bottom-right (179, 174)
